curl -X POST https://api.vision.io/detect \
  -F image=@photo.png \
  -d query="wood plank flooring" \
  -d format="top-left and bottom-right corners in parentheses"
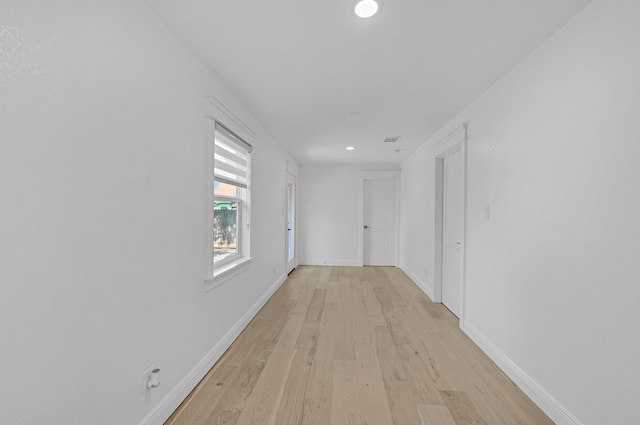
top-left (165, 266), bottom-right (554, 425)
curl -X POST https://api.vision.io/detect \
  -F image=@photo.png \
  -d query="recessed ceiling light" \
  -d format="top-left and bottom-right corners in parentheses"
top-left (354, 0), bottom-right (379, 18)
top-left (346, 146), bottom-right (355, 151)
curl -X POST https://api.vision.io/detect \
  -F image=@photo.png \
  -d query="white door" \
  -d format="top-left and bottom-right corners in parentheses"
top-left (441, 149), bottom-right (464, 317)
top-left (286, 172), bottom-right (296, 274)
top-left (363, 179), bottom-right (397, 266)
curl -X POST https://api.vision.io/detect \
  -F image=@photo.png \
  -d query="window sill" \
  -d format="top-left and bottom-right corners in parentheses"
top-left (204, 256), bottom-right (253, 292)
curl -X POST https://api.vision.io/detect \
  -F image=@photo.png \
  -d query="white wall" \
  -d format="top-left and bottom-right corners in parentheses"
top-left (398, 142), bottom-right (436, 297)
top-left (298, 163), bottom-right (399, 266)
top-left (400, 1), bottom-right (640, 424)
top-left (0, 1), bottom-right (293, 425)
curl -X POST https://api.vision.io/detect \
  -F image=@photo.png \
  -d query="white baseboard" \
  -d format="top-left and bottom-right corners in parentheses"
top-left (299, 258), bottom-right (360, 267)
top-left (399, 263), bottom-right (434, 301)
top-left (138, 273), bottom-right (288, 425)
top-left (463, 321), bottom-right (585, 425)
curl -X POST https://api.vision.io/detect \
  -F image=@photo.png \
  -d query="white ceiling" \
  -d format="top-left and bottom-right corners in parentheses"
top-left (146, 0), bottom-right (591, 164)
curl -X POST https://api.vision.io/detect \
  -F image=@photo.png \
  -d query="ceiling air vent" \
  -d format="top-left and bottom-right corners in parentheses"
top-left (383, 136), bottom-right (400, 143)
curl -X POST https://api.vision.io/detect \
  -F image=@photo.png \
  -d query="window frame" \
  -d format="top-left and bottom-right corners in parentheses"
top-left (204, 117), bottom-right (253, 291)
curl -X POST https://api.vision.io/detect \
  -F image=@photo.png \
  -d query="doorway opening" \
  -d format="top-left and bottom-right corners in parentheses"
top-left (433, 125), bottom-right (467, 324)
top-left (286, 164), bottom-right (297, 275)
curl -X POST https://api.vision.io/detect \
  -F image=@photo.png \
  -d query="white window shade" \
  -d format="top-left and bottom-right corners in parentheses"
top-left (214, 123), bottom-right (253, 188)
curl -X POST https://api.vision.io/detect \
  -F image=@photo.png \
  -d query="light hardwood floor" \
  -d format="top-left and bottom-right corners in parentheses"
top-left (165, 266), bottom-right (554, 425)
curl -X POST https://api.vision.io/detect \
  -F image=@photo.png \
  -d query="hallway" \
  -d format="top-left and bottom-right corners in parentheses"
top-left (166, 266), bottom-right (553, 425)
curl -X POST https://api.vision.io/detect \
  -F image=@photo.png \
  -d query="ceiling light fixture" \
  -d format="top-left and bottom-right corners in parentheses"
top-left (354, 0), bottom-right (379, 18)
top-left (346, 146), bottom-right (355, 151)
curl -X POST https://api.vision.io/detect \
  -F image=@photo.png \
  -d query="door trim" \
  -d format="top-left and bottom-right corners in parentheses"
top-left (358, 171), bottom-right (401, 267)
top-left (285, 161), bottom-right (298, 274)
top-left (433, 124), bottom-right (467, 327)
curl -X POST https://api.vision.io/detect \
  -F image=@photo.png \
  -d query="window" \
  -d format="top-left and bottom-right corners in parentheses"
top-left (214, 184), bottom-right (240, 264)
top-left (207, 121), bottom-right (253, 282)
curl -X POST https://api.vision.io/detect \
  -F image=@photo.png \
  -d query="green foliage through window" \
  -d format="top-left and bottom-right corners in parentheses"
top-left (213, 201), bottom-right (238, 262)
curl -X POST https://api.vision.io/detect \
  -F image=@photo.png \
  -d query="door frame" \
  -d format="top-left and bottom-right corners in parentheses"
top-left (358, 171), bottom-right (401, 267)
top-left (432, 124), bottom-right (467, 327)
top-left (285, 161), bottom-right (298, 274)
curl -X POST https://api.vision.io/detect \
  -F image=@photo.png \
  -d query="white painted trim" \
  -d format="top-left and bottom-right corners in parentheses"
top-left (204, 115), bottom-right (215, 280)
top-left (431, 124), bottom-right (466, 150)
top-left (400, 264), bottom-right (583, 425)
top-left (138, 273), bottom-right (288, 425)
top-left (461, 131), bottom-right (468, 329)
top-left (299, 259), bottom-right (361, 267)
top-left (204, 105), bottom-right (254, 286)
top-left (285, 163), bottom-right (298, 275)
top-left (359, 171), bottom-right (401, 267)
top-left (399, 264), bottom-right (435, 301)
top-left (206, 94), bottom-right (257, 138)
top-left (463, 321), bottom-right (586, 425)
top-left (204, 257), bottom-right (253, 292)
top-left (433, 123), bottom-right (467, 328)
